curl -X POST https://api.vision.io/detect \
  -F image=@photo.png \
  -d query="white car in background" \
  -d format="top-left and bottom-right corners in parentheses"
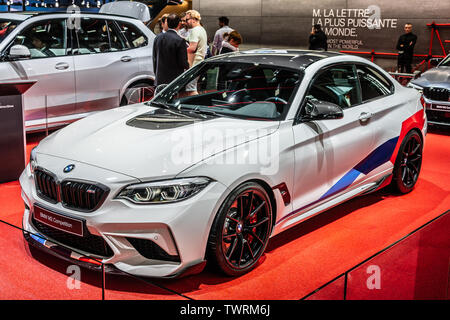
top-left (20, 50), bottom-right (426, 278)
top-left (0, 2), bottom-right (155, 132)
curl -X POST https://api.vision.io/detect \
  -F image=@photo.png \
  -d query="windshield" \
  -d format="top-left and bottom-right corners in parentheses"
top-left (0, 19), bottom-right (21, 43)
top-left (439, 55), bottom-right (450, 67)
top-left (152, 62), bottom-right (303, 120)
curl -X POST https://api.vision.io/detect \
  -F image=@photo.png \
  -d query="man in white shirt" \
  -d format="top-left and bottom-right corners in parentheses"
top-left (186, 10), bottom-right (207, 68)
top-left (184, 10), bottom-right (208, 95)
top-left (212, 16), bottom-right (233, 56)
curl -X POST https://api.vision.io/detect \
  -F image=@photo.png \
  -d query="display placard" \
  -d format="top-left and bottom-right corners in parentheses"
top-left (0, 81), bottom-right (35, 183)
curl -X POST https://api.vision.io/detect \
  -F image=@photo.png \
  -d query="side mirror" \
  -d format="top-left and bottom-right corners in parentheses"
top-left (154, 83), bottom-right (168, 96)
top-left (302, 98), bottom-right (344, 121)
top-left (8, 45), bottom-right (31, 60)
top-left (429, 58), bottom-right (442, 67)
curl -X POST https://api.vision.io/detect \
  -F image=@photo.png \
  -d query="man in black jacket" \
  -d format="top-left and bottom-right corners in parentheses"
top-left (396, 23), bottom-right (417, 73)
top-left (152, 14), bottom-right (189, 86)
top-left (309, 24), bottom-right (327, 51)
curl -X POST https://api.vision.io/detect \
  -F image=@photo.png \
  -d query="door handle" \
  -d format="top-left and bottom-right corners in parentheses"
top-left (55, 62), bottom-right (69, 70)
top-left (359, 112), bottom-right (373, 123)
top-left (121, 56), bottom-right (132, 62)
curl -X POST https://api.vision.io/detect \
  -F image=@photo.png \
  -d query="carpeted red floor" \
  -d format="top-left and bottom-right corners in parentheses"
top-left (0, 128), bottom-right (449, 300)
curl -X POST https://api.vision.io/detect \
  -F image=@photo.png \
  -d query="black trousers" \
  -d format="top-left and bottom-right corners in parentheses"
top-left (398, 54), bottom-right (413, 73)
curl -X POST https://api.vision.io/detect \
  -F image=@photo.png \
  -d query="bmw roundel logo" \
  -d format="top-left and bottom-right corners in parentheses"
top-left (63, 164), bottom-right (75, 173)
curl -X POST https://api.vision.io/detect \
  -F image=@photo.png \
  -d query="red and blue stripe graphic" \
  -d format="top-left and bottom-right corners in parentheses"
top-left (276, 108), bottom-right (425, 225)
top-left (319, 136), bottom-right (399, 200)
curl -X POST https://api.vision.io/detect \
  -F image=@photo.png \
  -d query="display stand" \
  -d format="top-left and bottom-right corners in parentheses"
top-left (0, 80), bottom-right (35, 183)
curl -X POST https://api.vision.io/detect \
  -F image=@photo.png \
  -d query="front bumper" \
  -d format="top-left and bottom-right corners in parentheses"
top-left (20, 154), bottom-right (228, 278)
top-left (422, 96), bottom-right (450, 127)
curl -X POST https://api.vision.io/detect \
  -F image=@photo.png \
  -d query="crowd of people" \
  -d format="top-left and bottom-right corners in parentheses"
top-left (152, 10), bottom-right (242, 86)
top-left (151, 8), bottom-right (420, 87)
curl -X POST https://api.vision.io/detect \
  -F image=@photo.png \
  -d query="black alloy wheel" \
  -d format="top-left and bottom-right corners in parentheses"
top-left (391, 130), bottom-right (423, 194)
top-left (208, 182), bottom-right (273, 276)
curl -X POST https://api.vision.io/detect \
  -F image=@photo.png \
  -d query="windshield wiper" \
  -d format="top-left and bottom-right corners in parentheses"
top-left (147, 100), bottom-right (172, 109)
top-left (185, 107), bottom-right (220, 118)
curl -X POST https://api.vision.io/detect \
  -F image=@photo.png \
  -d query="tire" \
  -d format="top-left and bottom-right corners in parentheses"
top-left (390, 130), bottom-right (423, 194)
top-left (207, 182), bottom-right (273, 276)
top-left (120, 82), bottom-right (155, 106)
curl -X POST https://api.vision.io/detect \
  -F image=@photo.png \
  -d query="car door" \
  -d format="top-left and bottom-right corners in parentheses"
top-left (0, 18), bottom-right (76, 126)
top-left (114, 19), bottom-right (152, 75)
top-left (290, 64), bottom-right (376, 220)
top-left (355, 64), bottom-right (399, 166)
top-left (72, 17), bottom-right (140, 114)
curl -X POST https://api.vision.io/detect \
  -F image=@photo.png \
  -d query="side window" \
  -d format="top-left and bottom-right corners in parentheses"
top-left (356, 65), bottom-right (393, 101)
top-left (115, 21), bottom-right (148, 49)
top-left (106, 20), bottom-right (127, 51)
top-left (74, 18), bottom-right (126, 54)
top-left (306, 65), bottom-right (360, 109)
top-left (13, 19), bottom-right (66, 59)
top-left (75, 18), bottom-right (110, 54)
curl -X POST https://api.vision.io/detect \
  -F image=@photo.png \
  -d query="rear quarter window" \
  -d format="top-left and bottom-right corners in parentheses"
top-left (115, 20), bottom-right (148, 48)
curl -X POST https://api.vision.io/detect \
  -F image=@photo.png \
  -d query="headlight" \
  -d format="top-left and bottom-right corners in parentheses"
top-left (116, 177), bottom-right (212, 204)
top-left (407, 82), bottom-right (423, 92)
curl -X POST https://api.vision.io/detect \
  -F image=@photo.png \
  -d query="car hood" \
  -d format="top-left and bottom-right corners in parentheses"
top-left (411, 66), bottom-right (450, 89)
top-left (36, 105), bottom-right (280, 180)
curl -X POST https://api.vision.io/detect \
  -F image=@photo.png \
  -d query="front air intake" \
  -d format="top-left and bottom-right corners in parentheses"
top-left (126, 237), bottom-right (181, 263)
top-left (60, 180), bottom-right (109, 212)
top-left (423, 87), bottom-right (449, 102)
top-left (35, 169), bottom-right (59, 203)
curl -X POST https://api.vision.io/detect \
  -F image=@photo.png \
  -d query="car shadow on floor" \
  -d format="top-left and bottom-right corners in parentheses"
top-left (427, 125), bottom-right (450, 136)
top-left (145, 188), bottom-right (398, 294)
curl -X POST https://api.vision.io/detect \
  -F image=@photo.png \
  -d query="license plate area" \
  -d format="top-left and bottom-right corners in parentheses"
top-left (33, 205), bottom-right (85, 237)
top-left (430, 104), bottom-right (450, 112)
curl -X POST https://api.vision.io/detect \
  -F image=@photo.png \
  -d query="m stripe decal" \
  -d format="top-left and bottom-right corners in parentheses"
top-left (319, 136), bottom-right (399, 200)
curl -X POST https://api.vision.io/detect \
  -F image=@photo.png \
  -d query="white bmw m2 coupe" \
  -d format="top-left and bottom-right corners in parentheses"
top-left (20, 50), bottom-right (426, 278)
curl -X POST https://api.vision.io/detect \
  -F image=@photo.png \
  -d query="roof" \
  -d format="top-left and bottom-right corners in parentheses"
top-left (0, 13), bottom-right (32, 21)
top-left (0, 2), bottom-right (151, 22)
top-left (206, 49), bottom-right (343, 70)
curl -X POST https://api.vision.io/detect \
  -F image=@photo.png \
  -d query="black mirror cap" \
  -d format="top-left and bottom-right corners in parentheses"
top-left (302, 98), bottom-right (344, 121)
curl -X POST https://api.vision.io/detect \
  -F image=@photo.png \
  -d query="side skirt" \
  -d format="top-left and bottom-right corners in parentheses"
top-left (272, 173), bottom-right (392, 237)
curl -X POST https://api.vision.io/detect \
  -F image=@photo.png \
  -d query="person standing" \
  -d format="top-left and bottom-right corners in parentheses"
top-left (152, 14), bottom-right (189, 86)
top-left (178, 12), bottom-right (190, 40)
top-left (309, 24), bottom-right (327, 51)
top-left (219, 30), bottom-right (242, 54)
top-left (160, 13), bottom-right (169, 33)
top-left (185, 10), bottom-right (207, 68)
top-left (212, 16), bottom-right (233, 56)
top-left (396, 23), bottom-right (417, 73)
top-left (184, 10), bottom-right (207, 95)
